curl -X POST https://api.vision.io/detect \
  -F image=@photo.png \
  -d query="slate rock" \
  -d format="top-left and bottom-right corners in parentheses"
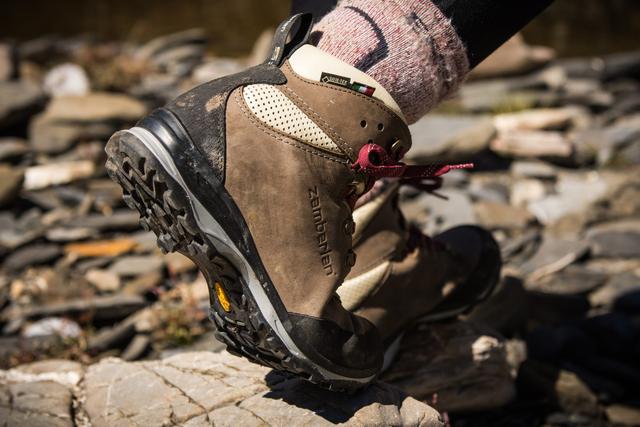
top-left (2, 243), bottom-right (62, 272)
top-left (586, 220), bottom-right (640, 258)
top-left (606, 404), bottom-right (640, 426)
top-left (85, 269), bottom-right (121, 293)
top-left (81, 351), bottom-right (443, 427)
top-left (192, 58), bottom-right (245, 85)
top-left (71, 210), bottom-right (141, 231)
top-left (510, 178), bottom-right (547, 207)
top-left (17, 294), bottom-right (147, 323)
top-left (456, 81), bottom-right (558, 113)
top-left (408, 114), bottom-right (496, 162)
top-left (0, 138), bottom-right (30, 161)
top-left (528, 172), bottom-right (609, 224)
top-left (11, 359), bottom-right (84, 385)
top-left (401, 188), bottom-right (476, 236)
top-left (120, 333), bottom-right (151, 361)
top-left (0, 209), bottom-right (48, 251)
top-left (23, 317), bottom-right (82, 339)
top-left (43, 92), bottom-right (146, 123)
top-left (490, 130), bottom-right (573, 159)
top-left (474, 201), bottom-right (534, 229)
top-left (511, 160), bottom-right (557, 179)
top-left (0, 43), bottom-right (16, 81)
top-left (572, 115), bottom-right (640, 166)
top-left (0, 381), bottom-right (74, 427)
top-left (519, 236), bottom-right (590, 281)
top-left (135, 28), bottom-right (207, 61)
top-left (23, 161), bottom-right (95, 190)
top-left (470, 34), bottom-right (555, 79)
top-left (526, 265), bottom-right (607, 295)
top-left (383, 321), bottom-right (515, 413)
top-left (109, 255), bottom-right (165, 277)
top-left (29, 113), bottom-right (113, 154)
top-left (0, 80), bottom-right (46, 129)
top-left (494, 106), bottom-right (589, 133)
top-left (0, 164), bottom-right (24, 206)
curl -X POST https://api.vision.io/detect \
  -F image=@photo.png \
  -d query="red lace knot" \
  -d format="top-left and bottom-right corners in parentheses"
top-left (351, 143), bottom-right (474, 187)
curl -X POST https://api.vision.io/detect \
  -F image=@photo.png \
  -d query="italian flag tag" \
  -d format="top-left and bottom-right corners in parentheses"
top-left (351, 82), bottom-right (376, 97)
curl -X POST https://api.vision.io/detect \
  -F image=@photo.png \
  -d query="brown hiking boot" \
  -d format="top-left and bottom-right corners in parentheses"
top-left (339, 182), bottom-right (502, 369)
top-left (104, 14), bottom-right (430, 389)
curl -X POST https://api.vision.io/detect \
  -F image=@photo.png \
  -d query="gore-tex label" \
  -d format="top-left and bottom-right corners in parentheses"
top-left (320, 72), bottom-right (351, 88)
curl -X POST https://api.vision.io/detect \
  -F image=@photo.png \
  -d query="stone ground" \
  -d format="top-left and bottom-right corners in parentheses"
top-left (1, 28), bottom-right (640, 426)
top-left (0, 352), bottom-right (443, 427)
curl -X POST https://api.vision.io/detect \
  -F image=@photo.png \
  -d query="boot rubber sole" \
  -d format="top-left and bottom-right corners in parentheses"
top-left (105, 119), bottom-right (376, 391)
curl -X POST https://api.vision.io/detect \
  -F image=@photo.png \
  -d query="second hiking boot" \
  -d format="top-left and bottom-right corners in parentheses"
top-left (339, 182), bottom-right (502, 370)
top-left (105, 14), bottom-right (426, 390)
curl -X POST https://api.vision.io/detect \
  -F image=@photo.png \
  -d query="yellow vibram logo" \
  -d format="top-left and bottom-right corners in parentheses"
top-left (214, 282), bottom-right (231, 312)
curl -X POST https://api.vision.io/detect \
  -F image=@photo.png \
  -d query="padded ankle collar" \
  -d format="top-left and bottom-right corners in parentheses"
top-left (288, 44), bottom-right (405, 122)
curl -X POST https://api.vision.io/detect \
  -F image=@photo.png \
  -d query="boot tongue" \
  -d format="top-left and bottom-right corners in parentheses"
top-left (288, 45), bottom-right (406, 122)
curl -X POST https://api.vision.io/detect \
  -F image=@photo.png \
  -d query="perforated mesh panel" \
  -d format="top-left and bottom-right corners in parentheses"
top-left (243, 84), bottom-right (342, 154)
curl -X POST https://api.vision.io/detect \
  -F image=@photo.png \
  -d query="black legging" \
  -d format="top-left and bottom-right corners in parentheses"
top-left (291, 0), bottom-right (554, 68)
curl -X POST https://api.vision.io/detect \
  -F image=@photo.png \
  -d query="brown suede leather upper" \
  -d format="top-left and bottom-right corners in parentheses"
top-left (223, 60), bottom-right (411, 329)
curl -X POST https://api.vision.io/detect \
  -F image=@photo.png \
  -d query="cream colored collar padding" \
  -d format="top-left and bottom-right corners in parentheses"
top-left (288, 45), bottom-right (405, 122)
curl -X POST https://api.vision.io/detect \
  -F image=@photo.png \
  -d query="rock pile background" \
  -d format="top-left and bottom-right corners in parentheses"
top-left (0, 25), bottom-right (639, 426)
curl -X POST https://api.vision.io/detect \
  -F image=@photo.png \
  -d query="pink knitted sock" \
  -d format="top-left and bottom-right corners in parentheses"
top-left (311, 0), bottom-right (469, 124)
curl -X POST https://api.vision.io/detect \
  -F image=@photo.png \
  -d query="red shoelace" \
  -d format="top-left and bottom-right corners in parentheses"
top-left (349, 143), bottom-right (474, 205)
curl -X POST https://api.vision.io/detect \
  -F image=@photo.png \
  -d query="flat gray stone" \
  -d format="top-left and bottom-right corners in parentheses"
top-left (15, 294), bottom-right (147, 323)
top-left (474, 201), bottom-right (534, 229)
top-left (109, 255), bottom-right (165, 277)
top-left (0, 43), bottom-right (15, 81)
top-left (408, 114), bottom-right (496, 162)
top-left (0, 80), bottom-right (45, 129)
top-left (490, 130), bottom-right (573, 158)
top-left (528, 172), bottom-right (610, 224)
top-left (23, 161), bottom-right (96, 190)
top-left (0, 164), bottom-right (23, 207)
top-left (494, 106), bottom-right (588, 133)
top-left (135, 28), bottom-right (207, 61)
top-left (586, 220), bottom-right (640, 258)
top-left (82, 352), bottom-right (443, 427)
top-left (511, 160), bottom-right (557, 179)
top-left (519, 237), bottom-right (590, 281)
top-left (401, 188), bottom-right (476, 236)
top-left (71, 210), bottom-right (141, 231)
top-left (29, 113), bottom-right (114, 154)
top-left (572, 115), bottom-right (640, 166)
top-left (43, 93), bottom-right (147, 123)
top-left (526, 265), bottom-right (608, 295)
top-left (0, 381), bottom-right (74, 427)
top-left (606, 404), bottom-right (640, 426)
top-left (0, 138), bottom-right (30, 161)
top-left (2, 243), bottom-right (62, 272)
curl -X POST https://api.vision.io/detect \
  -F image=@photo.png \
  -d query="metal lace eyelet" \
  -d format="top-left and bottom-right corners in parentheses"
top-left (344, 219), bottom-right (356, 235)
top-left (346, 250), bottom-right (357, 267)
top-left (391, 139), bottom-right (408, 159)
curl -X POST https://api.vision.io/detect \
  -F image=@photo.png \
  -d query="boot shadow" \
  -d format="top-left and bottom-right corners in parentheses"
top-left (263, 370), bottom-right (407, 424)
